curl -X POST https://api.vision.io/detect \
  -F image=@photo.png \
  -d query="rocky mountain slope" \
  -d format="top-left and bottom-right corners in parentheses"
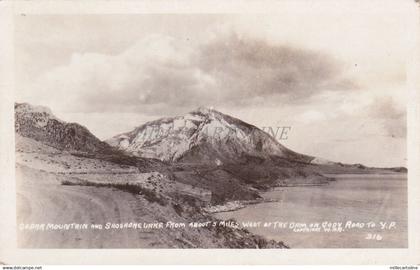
top-left (105, 107), bottom-right (338, 198)
top-left (14, 102), bottom-right (166, 172)
top-left (15, 102), bottom-right (112, 154)
top-left (106, 107), bottom-right (405, 176)
top-left (107, 107), bottom-right (313, 165)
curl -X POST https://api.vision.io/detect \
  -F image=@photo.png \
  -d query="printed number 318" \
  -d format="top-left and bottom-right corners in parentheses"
top-left (366, 233), bottom-right (382, 241)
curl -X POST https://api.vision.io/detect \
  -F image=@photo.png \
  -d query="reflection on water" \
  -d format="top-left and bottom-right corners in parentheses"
top-left (215, 174), bottom-right (407, 248)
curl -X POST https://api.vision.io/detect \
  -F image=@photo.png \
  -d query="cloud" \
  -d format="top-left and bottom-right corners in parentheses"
top-left (196, 33), bottom-right (354, 105)
top-left (365, 97), bottom-right (406, 138)
top-left (367, 96), bottom-right (405, 120)
top-left (29, 32), bottom-right (356, 114)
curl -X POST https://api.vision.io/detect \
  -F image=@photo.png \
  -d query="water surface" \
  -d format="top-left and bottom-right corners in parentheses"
top-left (215, 174), bottom-right (407, 248)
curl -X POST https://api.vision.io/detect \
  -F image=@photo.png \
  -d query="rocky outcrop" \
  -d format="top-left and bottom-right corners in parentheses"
top-left (15, 103), bottom-right (112, 154)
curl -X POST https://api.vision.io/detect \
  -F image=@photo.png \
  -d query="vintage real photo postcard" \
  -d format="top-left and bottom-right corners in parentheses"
top-left (0, 0), bottom-right (419, 265)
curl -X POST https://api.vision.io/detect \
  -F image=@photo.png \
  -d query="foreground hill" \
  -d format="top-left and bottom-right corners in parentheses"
top-left (14, 102), bottom-right (166, 172)
top-left (15, 103), bottom-right (112, 154)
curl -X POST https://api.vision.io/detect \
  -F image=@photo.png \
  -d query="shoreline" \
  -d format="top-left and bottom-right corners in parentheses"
top-left (205, 172), bottom-right (407, 214)
top-left (203, 198), bottom-right (278, 214)
top-left (203, 176), bottom-right (334, 214)
top-left (322, 172), bottom-right (407, 178)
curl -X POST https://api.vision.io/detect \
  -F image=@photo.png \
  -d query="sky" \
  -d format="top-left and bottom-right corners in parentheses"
top-left (14, 3), bottom-right (415, 167)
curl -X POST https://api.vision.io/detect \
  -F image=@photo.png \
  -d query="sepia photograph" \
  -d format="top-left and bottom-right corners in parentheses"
top-left (1, 0), bottom-right (419, 266)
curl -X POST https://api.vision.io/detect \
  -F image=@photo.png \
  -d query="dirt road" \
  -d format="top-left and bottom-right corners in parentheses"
top-left (17, 166), bottom-right (161, 248)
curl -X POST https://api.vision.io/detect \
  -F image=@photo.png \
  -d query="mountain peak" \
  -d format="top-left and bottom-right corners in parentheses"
top-left (107, 107), bottom-right (309, 163)
top-left (15, 102), bottom-right (58, 120)
top-left (191, 106), bottom-right (218, 115)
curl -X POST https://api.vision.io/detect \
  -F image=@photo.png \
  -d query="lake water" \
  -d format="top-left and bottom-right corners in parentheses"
top-left (215, 174), bottom-right (407, 248)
